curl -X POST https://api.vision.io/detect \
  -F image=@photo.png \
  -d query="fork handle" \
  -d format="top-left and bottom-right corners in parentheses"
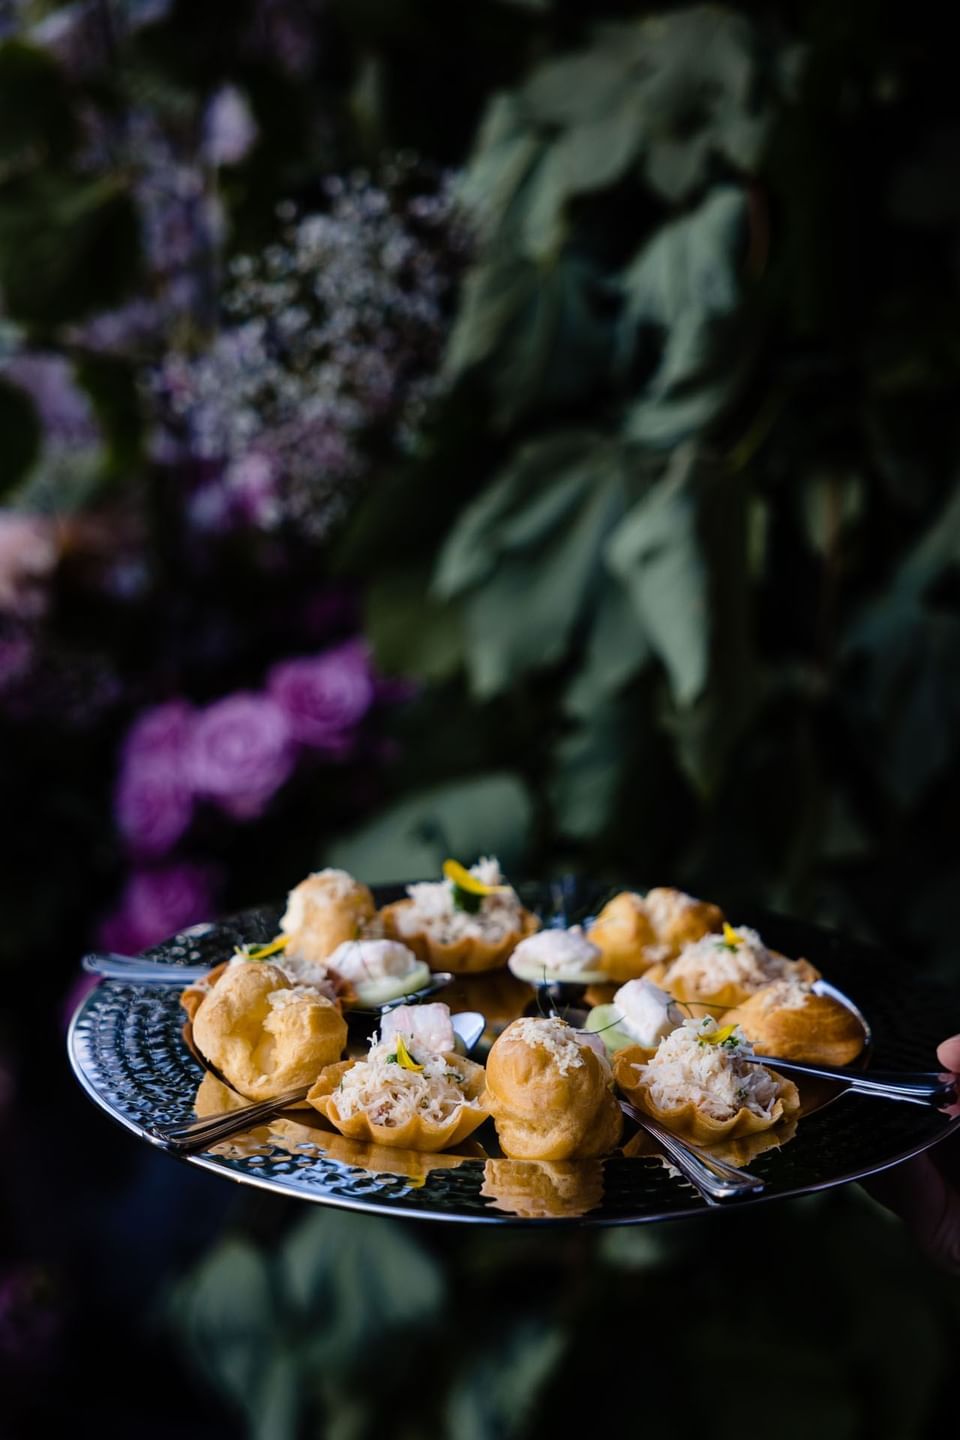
top-left (83, 952), bottom-right (211, 984)
top-left (153, 1086), bottom-right (310, 1153)
top-left (747, 1055), bottom-right (956, 1107)
top-left (619, 1101), bottom-right (765, 1204)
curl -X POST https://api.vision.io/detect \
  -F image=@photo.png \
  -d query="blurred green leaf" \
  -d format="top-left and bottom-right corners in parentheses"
top-left (365, 569), bottom-right (464, 682)
top-left (446, 252), bottom-right (615, 425)
top-left (445, 1321), bottom-right (566, 1440)
top-left (436, 433), bottom-right (628, 697)
top-left (0, 173), bottom-right (141, 324)
top-left (72, 355), bottom-right (144, 481)
top-left (606, 444), bottom-right (711, 706)
top-left (564, 574), bottom-right (649, 718)
top-left (550, 692), bottom-right (633, 840)
top-left (0, 374), bottom-right (41, 496)
top-left (845, 597), bottom-right (960, 805)
top-left (281, 1211), bottom-right (444, 1371)
top-left (169, 1237), bottom-right (278, 1411)
top-left (326, 772), bottom-right (534, 881)
top-left (619, 186), bottom-right (755, 448)
top-left (0, 40), bottom-right (77, 175)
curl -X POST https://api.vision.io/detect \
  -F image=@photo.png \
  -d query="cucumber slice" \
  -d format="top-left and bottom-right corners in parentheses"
top-left (353, 961), bottom-right (432, 1008)
top-left (508, 956), bottom-right (609, 986)
top-left (583, 1004), bottom-right (635, 1055)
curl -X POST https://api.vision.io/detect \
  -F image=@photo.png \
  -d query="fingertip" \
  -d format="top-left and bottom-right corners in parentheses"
top-left (936, 1034), bottom-right (960, 1073)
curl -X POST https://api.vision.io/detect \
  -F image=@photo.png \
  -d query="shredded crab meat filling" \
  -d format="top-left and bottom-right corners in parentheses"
top-left (638, 1017), bottom-right (780, 1121)
top-left (508, 1017), bottom-right (588, 1075)
top-left (751, 978), bottom-right (815, 1014)
top-left (227, 951), bottom-right (340, 1001)
top-left (664, 926), bottom-right (793, 995)
top-left (334, 1041), bottom-right (470, 1128)
top-left (643, 887), bottom-right (701, 933)
top-left (400, 856), bottom-right (524, 944)
top-left (266, 983), bottom-right (332, 1013)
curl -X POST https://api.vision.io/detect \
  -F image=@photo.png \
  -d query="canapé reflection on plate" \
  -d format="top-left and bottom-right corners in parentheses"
top-left (192, 1074), bottom-right (487, 1177)
top-left (480, 1158), bottom-right (604, 1218)
top-left (621, 1114), bottom-right (799, 1171)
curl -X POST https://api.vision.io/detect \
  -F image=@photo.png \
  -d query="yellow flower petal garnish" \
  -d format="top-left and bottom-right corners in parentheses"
top-left (235, 934), bottom-right (290, 961)
top-left (699, 1023), bottom-right (738, 1047)
top-left (395, 1034), bottom-right (424, 1072)
top-left (442, 859), bottom-right (509, 895)
top-left (721, 923), bottom-right (743, 948)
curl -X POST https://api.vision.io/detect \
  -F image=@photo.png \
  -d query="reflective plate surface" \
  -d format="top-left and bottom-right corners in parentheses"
top-left (67, 880), bottom-right (960, 1225)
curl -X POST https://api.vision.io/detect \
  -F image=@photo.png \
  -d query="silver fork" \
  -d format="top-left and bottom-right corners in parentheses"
top-left (618, 1100), bottom-right (766, 1204)
top-left (741, 1054), bottom-right (956, 1107)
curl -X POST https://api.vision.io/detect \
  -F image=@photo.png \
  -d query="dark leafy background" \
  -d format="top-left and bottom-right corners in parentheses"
top-left (2, 2), bottom-right (959, 1436)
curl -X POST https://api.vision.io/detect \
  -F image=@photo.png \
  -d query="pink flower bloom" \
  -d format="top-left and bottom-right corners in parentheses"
top-left (98, 862), bottom-right (219, 954)
top-left (187, 692), bottom-right (294, 818)
top-left (115, 701), bottom-right (195, 857)
top-left (0, 512), bottom-right (58, 618)
top-left (267, 638), bottom-right (375, 753)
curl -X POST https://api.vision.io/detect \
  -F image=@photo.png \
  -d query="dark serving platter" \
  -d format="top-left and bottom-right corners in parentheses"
top-left (68, 879), bottom-right (960, 1225)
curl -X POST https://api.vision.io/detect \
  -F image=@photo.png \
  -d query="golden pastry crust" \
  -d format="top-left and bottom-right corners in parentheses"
top-left (614, 1044), bottom-right (800, 1145)
top-left (316, 1130), bottom-right (484, 1181)
top-left (306, 1053), bottom-right (488, 1152)
top-left (480, 1158), bottom-right (604, 1218)
top-left (379, 900), bottom-right (540, 974)
top-left (587, 889), bottom-right (724, 982)
top-left (281, 870), bottom-right (376, 964)
top-left (723, 985), bottom-right (865, 1066)
top-left (646, 954), bottom-right (821, 1013)
top-left (181, 960), bottom-right (229, 1023)
top-left (485, 1019), bottom-right (623, 1160)
top-left (192, 961), bottom-right (347, 1102)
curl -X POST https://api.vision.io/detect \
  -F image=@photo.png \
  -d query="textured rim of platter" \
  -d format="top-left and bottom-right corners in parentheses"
top-left (67, 880), bottom-right (960, 1226)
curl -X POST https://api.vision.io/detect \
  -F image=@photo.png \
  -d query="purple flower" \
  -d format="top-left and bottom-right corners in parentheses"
top-left (267, 638), bottom-right (375, 753)
top-left (115, 701), bottom-right (195, 857)
top-left (98, 862), bottom-right (219, 954)
top-left (203, 85), bottom-right (258, 167)
top-left (187, 692), bottom-right (294, 818)
top-left (2, 354), bottom-right (98, 444)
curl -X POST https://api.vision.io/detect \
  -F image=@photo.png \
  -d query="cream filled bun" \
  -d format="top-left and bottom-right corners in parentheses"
top-left (480, 1158), bottom-right (604, 1219)
top-left (507, 925), bottom-right (607, 985)
top-left (587, 888), bottom-right (724, 982)
top-left (485, 1016), bottom-right (623, 1161)
top-left (280, 868), bottom-right (377, 964)
top-left (192, 961), bottom-right (347, 1102)
top-left (614, 1015), bottom-right (800, 1145)
top-left (723, 979), bottom-right (866, 1066)
top-left (324, 938), bottom-right (431, 1007)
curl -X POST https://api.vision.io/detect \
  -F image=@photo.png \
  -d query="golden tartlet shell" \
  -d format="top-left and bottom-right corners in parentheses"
top-left (613, 1044), bottom-right (801, 1144)
top-left (379, 900), bottom-right (540, 974)
top-left (306, 1052), bottom-right (488, 1152)
top-left (485, 1023), bottom-right (623, 1160)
